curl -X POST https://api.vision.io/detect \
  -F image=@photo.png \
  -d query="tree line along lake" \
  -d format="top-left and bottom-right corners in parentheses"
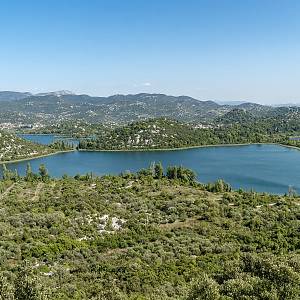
top-left (1, 134), bottom-right (300, 195)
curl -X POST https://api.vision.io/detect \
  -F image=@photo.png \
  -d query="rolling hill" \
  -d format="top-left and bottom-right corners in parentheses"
top-left (78, 118), bottom-right (210, 150)
top-left (77, 117), bottom-right (290, 151)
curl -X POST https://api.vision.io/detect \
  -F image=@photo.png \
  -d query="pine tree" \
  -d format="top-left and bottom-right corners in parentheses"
top-left (150, 162), bottom-right (156, 177)
top-left (166, 166), bottom-right (178, 179)
top-left (13, 169), bottom-right (19, 181)
top-left (38, 164), bottom-right (48, 181)
top-left (154, 162), bottom-right (164, 179)
top-left (25, 163), bottom-right (33, 181)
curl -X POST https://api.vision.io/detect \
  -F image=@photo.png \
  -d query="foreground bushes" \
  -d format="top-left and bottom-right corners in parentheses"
top-left (0, 168), bottom-right (299, 299)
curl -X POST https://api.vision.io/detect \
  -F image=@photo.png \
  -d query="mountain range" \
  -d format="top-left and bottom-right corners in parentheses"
top-left (0, 90), bottom-right (74, 101)
top-left (0, 91), bottom-right (297, 126)
top-left (0, 91), bottom-right (32, 101)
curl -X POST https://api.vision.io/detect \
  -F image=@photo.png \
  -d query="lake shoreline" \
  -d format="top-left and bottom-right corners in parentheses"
top-left (0, 150), bottom-right (76, 165)
top-left (1, 143), bottom-right (300, 165)
top-left (1, 142), bottom-right (299, 195)
top-left (277, 143), bottom-right (300, 151)
top-left (78, 142), bottom-right (296, 152)
top-left (78, 143), bottom-right (256, 152)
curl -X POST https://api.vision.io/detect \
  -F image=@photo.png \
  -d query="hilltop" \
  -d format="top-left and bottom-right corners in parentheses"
top-left (0, 167), bottom-right (299, 299)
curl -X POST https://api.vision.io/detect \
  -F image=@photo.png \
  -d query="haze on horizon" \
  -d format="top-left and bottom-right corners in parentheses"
top-left (1, 0), bottom-right (300, 105)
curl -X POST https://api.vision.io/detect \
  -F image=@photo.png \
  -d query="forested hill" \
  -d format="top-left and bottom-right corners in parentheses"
top-left (78, 117), bottom-right (295, 151)
top-left (78, 118), bottom-right (212, 150)
top-left (216, 108), bottom-right (255, 124)
top-left (0, 167), bottom-right (299, 299)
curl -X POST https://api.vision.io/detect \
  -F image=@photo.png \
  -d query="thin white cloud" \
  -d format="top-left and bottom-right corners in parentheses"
top-left (133, 82), bottom-right (152, 88)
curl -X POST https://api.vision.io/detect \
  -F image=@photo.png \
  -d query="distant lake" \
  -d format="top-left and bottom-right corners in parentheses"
top-left (18, 134), bottom-right (79, 146)
top-left (2, 143), bottom-right (300, 195)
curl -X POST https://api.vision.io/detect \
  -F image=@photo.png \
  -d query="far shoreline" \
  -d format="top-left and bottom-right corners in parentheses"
top-left (1, 142), bottom-right (299, 165)
top-left (78, 143), bottom-right (257, 152)
top-left (78, 142), bottom-right (300, 152)
top-left (0, 149), bottom-right (76, 165)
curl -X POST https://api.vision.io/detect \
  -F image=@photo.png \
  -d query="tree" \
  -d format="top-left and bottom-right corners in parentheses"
top-left (149, 162), bottom-right (156, 177)
top-left (180, 167), bottom-right (196, 182)
top-left (213, 179), bottom-right (231, 192)
top-left (38, 164), bottom-right (48, 181)
top-left (154, 162), bottom-right (164, 179)
top-left (166, 166), bottom-right (196, 182)
top-left (13, 169), bottom-right (19, 181)
top-left (288, 185), bottom-right (296, 197)
top-left (2, 164), bottom-right (15, 181)
top-left (25, 163), bottom-right (33, 181)
top-left (166, 166), bottom-right (178, 179)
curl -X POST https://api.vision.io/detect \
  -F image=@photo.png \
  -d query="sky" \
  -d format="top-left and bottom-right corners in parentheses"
top-left (0, 0), bottom-right (300, 104)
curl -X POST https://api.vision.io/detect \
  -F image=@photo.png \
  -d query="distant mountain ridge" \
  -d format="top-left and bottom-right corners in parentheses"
top-left (0, 91), bottom-right (292, 126)
top-left (0, 90), bottom-right (75, 101)
top-left (0, 91), bottom-right (32, 101)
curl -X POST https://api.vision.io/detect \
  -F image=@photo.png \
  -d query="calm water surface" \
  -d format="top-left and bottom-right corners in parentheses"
top-left (2, 143), bottom-right (300, 194)
top-left (18, 134), bottom-right (79, 146)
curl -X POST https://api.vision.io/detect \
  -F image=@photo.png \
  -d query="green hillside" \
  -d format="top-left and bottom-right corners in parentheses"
top-left (78, 118), bottom-right (212, 150)
top-left (78, 117), bottom-right (291, 151)
top-left (0, 131), bottom-right (56, 162)
top-left (0, 167), bottom-right (299, 299)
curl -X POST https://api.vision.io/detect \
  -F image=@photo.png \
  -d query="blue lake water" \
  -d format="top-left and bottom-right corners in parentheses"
top-left (18, 134), bottom-right (79, 146)
top-left (2, 142), bottom-right (300, 194)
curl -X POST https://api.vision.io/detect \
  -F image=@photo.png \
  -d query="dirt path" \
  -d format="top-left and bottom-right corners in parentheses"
top-left (0, 183), bottom-right (16, 200)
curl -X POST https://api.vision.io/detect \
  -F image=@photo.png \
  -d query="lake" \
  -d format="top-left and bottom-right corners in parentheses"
top-left (18, 134), bottom-right (79, 146)
top-left (2, 143), bottom-right (300, 194)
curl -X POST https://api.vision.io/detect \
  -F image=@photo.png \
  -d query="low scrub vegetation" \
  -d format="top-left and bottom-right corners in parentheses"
top-left (0, 164), bottom-right (299, 299)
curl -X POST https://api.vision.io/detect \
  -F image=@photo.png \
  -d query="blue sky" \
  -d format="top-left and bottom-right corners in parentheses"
top-left (0, 0), bottom-right (300, 104)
